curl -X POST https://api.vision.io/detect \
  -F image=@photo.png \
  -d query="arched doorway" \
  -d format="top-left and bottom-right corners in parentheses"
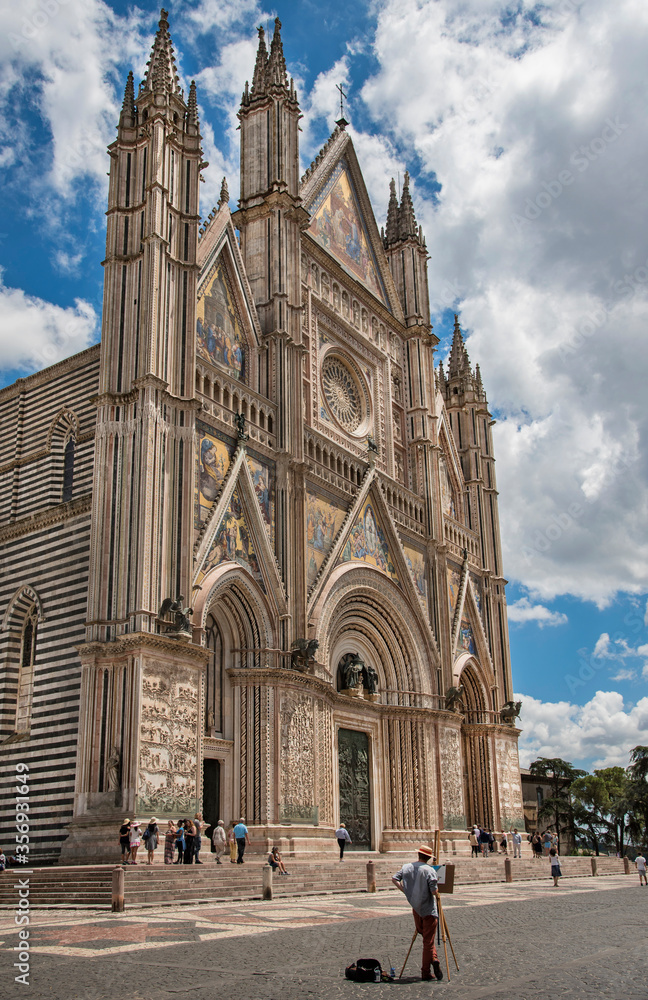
top-left (460, 662), bottom-right (494, 829)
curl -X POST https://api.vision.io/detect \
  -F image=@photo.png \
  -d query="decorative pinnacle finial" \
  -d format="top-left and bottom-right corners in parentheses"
top-left (385, 177), bottom-right (400, 246)
top-left (218, 177), bottom-right (229, 209)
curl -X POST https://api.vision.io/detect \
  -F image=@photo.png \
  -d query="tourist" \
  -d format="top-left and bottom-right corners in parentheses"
top-left (212, 820), bottom-right (227, 864)
top-left (228, 824), bottom-right (237, 863)
top-left (469, 829), bottom-right (479, 857)
top-left (392, 844), bottom-right (443, 982)
top-left (511, 828), bottom-right (522, 858)
top-left (183, 818), bottom-right (196, 864)
top-left (194, 812), bottom-right (203, 864)
top-left (233, 818), bottom-right (250, 864)
top-left (551, 832), bottom-right (559, 852)
top-left (532, 832), bottom-right (543, 860)
top-left (268, 847), bottom-right (289, 875)
top-left (499, 832), bottom-right (508, 855)
top-left (164, 821), bottom-right (176, 865)
top-left (635, 852), bottom-right (647, 886)
top-left (128, 820), bottom-right (142, 864)
top-left (0, 848), bottom-right (6, 871)
top-left (543, 831), bottom-right (552, 856)
top-left (119, 818), bottom-right (131, 863)
top-left (549, 847), bottom-right (562, 886)
top-left (143, 818), bottom-right (159, 864)
top-left (336, 822), bottom-right (352, 861)
top-left (479, 827), bottom-right (490, 857)
top-left (174, 821), bottom-right (185, 864)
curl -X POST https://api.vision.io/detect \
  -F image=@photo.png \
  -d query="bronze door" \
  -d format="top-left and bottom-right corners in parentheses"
top-left (338, 728), bottom-right (371, 849)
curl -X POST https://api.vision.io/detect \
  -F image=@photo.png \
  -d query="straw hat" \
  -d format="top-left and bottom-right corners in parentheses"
top-left (417, 844), bottom-right (434, 858)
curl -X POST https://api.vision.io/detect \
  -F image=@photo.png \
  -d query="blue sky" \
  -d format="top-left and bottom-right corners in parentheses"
top-left (1, 0), bottom-right (647, 770)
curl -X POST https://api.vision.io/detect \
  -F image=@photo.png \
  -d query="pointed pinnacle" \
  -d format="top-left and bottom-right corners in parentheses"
top-left (267, 17), bottom-right (288, 90)
top-left (120, 70), bottom-right (135, 126)
top-left (398, 170), bottom-right (417, 239)
top-left (251, 25), bottom-right (268, 94)
top-left (385, 178), bottom-right (399, 245)
top-left (218, 176), bottom-right (229, 208)
top-left (448, 314), bottom-right (470, 377)
top-left (187, 80), bottom-right (199, 128)
top-left (144, 8), bottom-right (180, 97)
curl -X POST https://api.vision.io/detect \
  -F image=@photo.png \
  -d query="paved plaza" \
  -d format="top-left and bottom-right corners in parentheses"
top-left (0, 874), bottom-right (644, 999)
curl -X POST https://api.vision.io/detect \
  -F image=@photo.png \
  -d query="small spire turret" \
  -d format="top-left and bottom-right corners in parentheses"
top-left (398, 170), bottom-right (417, 239)
top-left (448, 314), bottom-right (471, 378)
top-left (385, 178), bottom-right (399, 245)
top-left (144, 9), bottom-right (181, 96)
top-left (251, 25), bottom-right (268, 95)
top-left (218, 177), bottom-right (229, 209)
top-left (267, 18), bottom-right (288, 90)
top-left (119, 71), bottom-right (135, 128)
top-left (186, 80), bottom-right (199, 129)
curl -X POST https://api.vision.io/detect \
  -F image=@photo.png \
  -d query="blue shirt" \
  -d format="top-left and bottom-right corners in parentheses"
top-left (233, 823), bottom-right (248, 839)
top-left (393, 861), bottom-right (438, 917)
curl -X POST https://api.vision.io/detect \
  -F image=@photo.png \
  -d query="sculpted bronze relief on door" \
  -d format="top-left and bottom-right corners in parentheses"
top-left (338, 728), bottom-right (371, 849)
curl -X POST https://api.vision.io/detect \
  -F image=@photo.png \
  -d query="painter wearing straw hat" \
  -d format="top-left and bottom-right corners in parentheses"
top-left (392, 845), bottom-right (443, 981)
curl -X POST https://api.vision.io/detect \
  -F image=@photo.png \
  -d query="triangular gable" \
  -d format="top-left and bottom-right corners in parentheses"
top-left (301, 132), bottom-right (404, 320)
top-left (193, 447), bottom-right (287, 613)
top-left (306, 488), bottom-right (348, 589)
top-left (197, 209), bottom-right (262, 382)
top-left (454, 580), bottom-right (495, 685)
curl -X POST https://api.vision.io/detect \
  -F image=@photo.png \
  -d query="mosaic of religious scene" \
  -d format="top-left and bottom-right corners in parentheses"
top-left (439, 452), bottom-right (457, 519)
top-left (247, 453), bottom-right (275, 542)
top-left (309, 161), bottom-right (387, 305)
top-left (196, 425), bottom-right (234, 526)
top-left (404, 544), bottom-right (427, 599)
top-left (447, 562), bottom-right (462, 615)
top-left (200, 488), bottom-right (264, 589)
top-left (470, 571), bottom-right (482, 617)
top-left (196, 260), bottom-right (245, 380)
top-left (340, 498), bottom-right (399, 584)
top-left (459, 617), bottom-right (476, 656)
top-left (306, 491), bottom-right (347, 587)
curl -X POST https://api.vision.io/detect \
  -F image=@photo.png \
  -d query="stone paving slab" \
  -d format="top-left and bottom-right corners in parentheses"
top-left (0, 874), bottom-right (644, 999)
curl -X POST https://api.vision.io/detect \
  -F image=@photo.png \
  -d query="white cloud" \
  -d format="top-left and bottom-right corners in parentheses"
top-left (611, 668), bottom-right (636, 682)
top-left (358, 0), bottom-right (648, 606)
top-left (507, 597), bottom-right (568, 627)
top-left (0, 269), bottom-right (97, 371)
top-left (516, 690), bottom-right (648, 769)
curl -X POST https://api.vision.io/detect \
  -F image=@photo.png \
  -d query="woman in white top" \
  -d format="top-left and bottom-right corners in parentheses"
top-left (128, 820), bottom-right (142, 864)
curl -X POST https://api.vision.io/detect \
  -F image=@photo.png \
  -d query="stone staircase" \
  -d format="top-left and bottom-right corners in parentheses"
top-left (0, 853), bottom-right (627, 910)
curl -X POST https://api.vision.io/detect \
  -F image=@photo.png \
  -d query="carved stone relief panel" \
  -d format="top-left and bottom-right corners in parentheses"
top-left (137, 662), bottom-right (200, 816)
top-left (438, 725), bottom-right (465, 829)
top-left (316, 698), bottom-right (333, 825)
top-left (495, 736), bottom-right (525, 827)
top-left (279, 692), bottom-right (316, 823)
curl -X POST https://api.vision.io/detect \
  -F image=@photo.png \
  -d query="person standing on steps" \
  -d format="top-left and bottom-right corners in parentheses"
top-left (392, 844), bottom-right (443, 982)
top-left (233, 818), bottom-right (250, 864)
top-left (336, 823), bottom-right (352, 860)
top-left (511, 828), bottom-right (522, 858)
top-left (212, 820), bottom-right (227, 864)
top-left (119, 818), bottom-right (131, 864)
top-left (228, 823), bottom-right (237, 863)
top-left (193, 812), bottom-right (203, 864)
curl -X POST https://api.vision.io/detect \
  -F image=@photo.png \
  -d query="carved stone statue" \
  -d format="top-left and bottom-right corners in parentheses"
top-left (364, 663), bottom-right (379, 695)
top-left (290, 638), bottom-right (319, 671)
top-left (207, 707), bottom-right (215, 730)
top-left (445, 684), bottom-right (465, 713)
top-left (106, 746), bottom-right (121, 791)
top-left (500, 700), bottom-right (522, 724)
top-left (159, 596), bottom-right (193, 636)
top-left (235, 411), bottom-right (248, 441)
top-left (367, 435), bottom-right (378, 454)
top-left (339, 652), bottom-right (363, 690)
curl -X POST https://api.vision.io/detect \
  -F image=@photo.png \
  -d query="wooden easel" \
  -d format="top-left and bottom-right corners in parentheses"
top-left (437, 895), bottom-right (460, 981)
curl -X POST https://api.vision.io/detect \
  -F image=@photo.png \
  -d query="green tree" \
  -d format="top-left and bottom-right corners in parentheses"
top-left (571, 767), bottom-right (629, 855)
top-left (529, 757), bottom-right (586, 854)
top-left (625, 746), bottom-right (648, 847)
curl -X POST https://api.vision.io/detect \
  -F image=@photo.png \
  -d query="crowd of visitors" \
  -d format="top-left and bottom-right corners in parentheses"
top-left (468, 825), bottom-right (555, 858)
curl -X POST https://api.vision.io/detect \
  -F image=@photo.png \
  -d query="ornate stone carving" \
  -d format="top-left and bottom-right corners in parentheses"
top-left (439, 726), bottom-right (465, 829)
top-left (137, 664), bottom-right (200, 815)
top-left (495, 737), bottom-right (525, 828)
top-left (279, 692), bottom-right (315, 817)
top-left (321, 355), bottom-right (364, 432)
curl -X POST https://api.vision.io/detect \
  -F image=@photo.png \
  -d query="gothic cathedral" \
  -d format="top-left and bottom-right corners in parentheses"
top-left (0, 12), bottom-right (524, 861)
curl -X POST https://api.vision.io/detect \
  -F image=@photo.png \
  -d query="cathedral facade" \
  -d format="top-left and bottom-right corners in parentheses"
top-left (0, 12), bottom-right (524, 862)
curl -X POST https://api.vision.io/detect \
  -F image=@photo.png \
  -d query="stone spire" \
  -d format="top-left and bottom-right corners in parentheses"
top-left (144, 9), bottom-right (180, 96)
top-left (448, 314), bottom-right (470, 377)
top-left (385, 178), bottom-right (399, 246)
top-left (267, 18), bottom-right (288, 90)
top-left (251, 25), bottom-right (268, 96)
top-left (119, 70), bottom-right (135, 128)
top-left (474, 363), bottom-right (485, 400)
top-left (186, 80), bottom-right (199, 128)
top-left (218, 176), bottom-right (229, 209)
top-left (398, 170), bottom-right (417, 239)
top-left (436, 358), bottom-right (446, 392)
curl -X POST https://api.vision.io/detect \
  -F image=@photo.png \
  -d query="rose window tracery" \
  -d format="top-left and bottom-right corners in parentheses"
top-left (321, 356), bottom-right (365, 432)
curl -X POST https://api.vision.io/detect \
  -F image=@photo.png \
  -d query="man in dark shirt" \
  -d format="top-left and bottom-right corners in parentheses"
top-left (392, 845), bottom-right (443, 981)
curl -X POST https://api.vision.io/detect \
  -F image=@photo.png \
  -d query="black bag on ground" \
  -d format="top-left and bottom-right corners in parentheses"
top-left (345, 958), bottom-right (382, 982)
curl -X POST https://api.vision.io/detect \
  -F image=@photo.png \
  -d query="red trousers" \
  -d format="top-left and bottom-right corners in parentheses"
top-left (413, 910), bottom-right (438, 973)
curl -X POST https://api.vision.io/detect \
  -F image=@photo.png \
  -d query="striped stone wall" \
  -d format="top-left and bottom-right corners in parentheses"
top-left (0, 348), bottom-right (99, 860)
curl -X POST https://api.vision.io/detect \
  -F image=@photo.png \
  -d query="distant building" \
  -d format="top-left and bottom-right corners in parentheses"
top-left (0, 12), bottom-right (524, 861)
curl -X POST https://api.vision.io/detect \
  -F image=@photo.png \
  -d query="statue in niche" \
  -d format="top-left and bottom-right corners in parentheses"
top-left (158, 596), bottom-right (193, 636)
top-left (339, 652), bottom-right (364, 690)
top-left (363, 663), bottom-right (379, 695)
top-left (106, 746), bottom-right (121, 791)
top-left (235, 411), bottom-right (248, 441)
top-left (290, 638), bottom-right (319, 672)
top-left (500, 700), bottom-right (522, 724)
top-left (207, 707), bottom-right (215, 730)
top-left (445, 684), bottom-right (465, 713)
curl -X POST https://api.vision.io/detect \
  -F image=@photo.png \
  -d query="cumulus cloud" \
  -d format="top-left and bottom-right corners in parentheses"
top-left (507, 597), bottom-right (568, 627)
top-left (0, 269), bottom-right (97, 371)
top-left (358, 0), bottom-right (648, 606)
top-left (516, 691), bottom-right (648, 769)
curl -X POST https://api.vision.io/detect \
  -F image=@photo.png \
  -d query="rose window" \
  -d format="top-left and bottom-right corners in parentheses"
top-left (321, 356), bottom-right (365, 432)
